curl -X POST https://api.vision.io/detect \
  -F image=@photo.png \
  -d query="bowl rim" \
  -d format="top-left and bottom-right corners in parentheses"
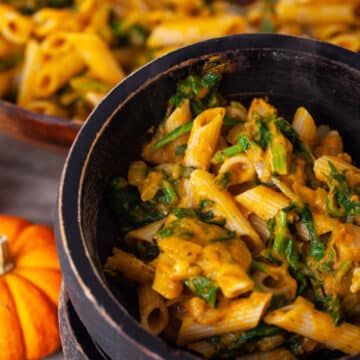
top-left (56, 33), bottom-right (360, 359)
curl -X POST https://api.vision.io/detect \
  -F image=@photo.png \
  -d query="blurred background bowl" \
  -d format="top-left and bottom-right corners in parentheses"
top-left (0, 99), bottom-right (80, 151)
top-left (56, 34), bottom-right (360, 359)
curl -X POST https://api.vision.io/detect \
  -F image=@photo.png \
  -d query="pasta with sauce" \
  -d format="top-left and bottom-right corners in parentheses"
top-left (104, 70), bottom-right (360, 359)
top-left (0, 0), bottom-right (359, 122)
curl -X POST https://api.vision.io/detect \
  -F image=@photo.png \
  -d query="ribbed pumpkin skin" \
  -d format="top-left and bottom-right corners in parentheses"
top-left (0, 215), bottom-right (61, 360)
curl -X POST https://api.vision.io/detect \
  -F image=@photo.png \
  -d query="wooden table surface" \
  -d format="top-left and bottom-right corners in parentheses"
top-left (0, 133), bottom-right (67, 359)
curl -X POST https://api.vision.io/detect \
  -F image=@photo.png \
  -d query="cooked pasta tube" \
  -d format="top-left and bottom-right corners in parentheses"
top-left (315, 130), bottom-right (344, 157)
top-left (292, 107), bottom-right (317, 148)
top-left (235, 185), bottom-right (291, 221)
top-left (125, 219), bottom-right (166, 243)
top-left (142, 99), bottom-right (192, 164)
top-left (33, 9), bottom-right (79, 38)
top-left (165, 99), bottom-right (192, 133)
top-left (265, 296), bottom-right (360, 355)
top-left (17, 41), bottom-right (41, 106)
top-left (253, 265), bottom-right (297, 300)
top-left (177, 292), bottom-right (272, 345)
top-left (184, 107), bottom-right (225, 170)
top-left (314, 155), bottom-right (360, 186)
top-left (0, 5), bottom-right (33, 45)
top-left (104, 248), bottom-right (154, 283)
top-left (329, 33), bottom-right (360, 52)
top-left (190, 169), bottom-right (263, 252)
top-left (138, 283), bottom-right (169, 335)
top-left (147, 14), bottom-right (246, 48)
top-left (41, 32), bottom-right (74, 56)
top-left (276, 1), bottom-right (359, 24)
top-left (69, 33), bottom-right (125, 85)
top-left (33, 51), bottom-right (85, 98)
top-left (297, 212), bottom-right (337, 241)
top-left (218, 155), bottom-right (257, 186)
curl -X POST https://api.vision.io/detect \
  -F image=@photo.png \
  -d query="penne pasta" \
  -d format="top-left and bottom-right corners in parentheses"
top-left (138, 283), bottom-right (169, 335)
top-left (190, 169), bottom-right (263, 252)
top-left (33, 51), bottom-right (85, 98)
top-left (104, 248), bottom-right (154, 283)
top-left (17, 41), bottom-right (41, 106)
top-left (68, 33), bottom-right (125, 85)
top-left (177, 292), bottom-right (272, 345)
top-left (292, 107), bottom-right (317, 147)
top-left (184, 108), bottom-right (225, 171)
top-left (235, 185), bottom-right (291, 221)
top-left (265, 296), bottom-right (360, 355)
top-left (0, 5), bottom-right (33, 45)
top-left (147, 14), bottom-right (246, 48)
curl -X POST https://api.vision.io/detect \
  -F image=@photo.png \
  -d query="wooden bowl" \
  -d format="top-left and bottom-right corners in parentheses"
top-left (56, 34), bottom-right (360, 359)
top-left (0, 99), bottom-right (80, 151)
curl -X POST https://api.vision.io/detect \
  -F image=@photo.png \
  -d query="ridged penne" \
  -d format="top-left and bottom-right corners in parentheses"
top-left (253, 265), bottom-right (297, 300)
top-left (125, 219), bottom-right (166, 243)
top-left (218, 155), bottom-right (257, 186)
top-left (104, 248), bottom-right (154, 283)
top-left (314, 155), bottom-right (360, 186)
top-left (292, 107), bottom-right (317, 147)
top-left (235, 185), bottom-right (291, 220)
top-left (0, 5), bottom-right (33, 44)
top-left (276, 1), bottom-right (359, 24)
top-left (147, 14), bottom-right (246, 48)
top-left (17, 41), bottom-right (41, 106)
top-left (33, 51), bottom-right (85, 97)
top-left (69, 33), bottom-right (125, 85)
top-left (177, 292), bottom-right (272, 345)
top-left (138, 283), bottom-right (169, 335)
top-left (184, 108), bottom-right (225, 170)
top-left (265, 296), bottom-right (360, 355)
top-left (190, 169), bottom-right (263, 252)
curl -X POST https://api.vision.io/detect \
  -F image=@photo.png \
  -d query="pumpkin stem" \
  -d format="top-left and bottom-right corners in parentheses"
top-left (0, 235), bottom-right (14, 275)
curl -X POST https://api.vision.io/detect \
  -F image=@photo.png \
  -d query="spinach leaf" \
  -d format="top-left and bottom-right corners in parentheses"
top-left (327, 161), bottom-right (360, 220)
top-left (210, 229), bottom-right (236, 242)
top-left (214, 323), bottom-right (283, 358)
top-left (153, 121), bottom-right (193, 149)
top-left (299, 204), bottom-right (325, 260)
top-left (184, 276), bottom-right (218, 308)
top-left (169, 72), bottom-right (223, 115)
top-left (314, 288), bottom-right (342, 325)
top-left (215, 171), bottom-right (232, 189)
top-left (212, 135), bottom-right (250, 164)
top-left (175, 143), bottom-right (187, 155)
top-left (256, 118), bottom-right (272, 149)
top-left (108, 179), bottom-right (165, 227)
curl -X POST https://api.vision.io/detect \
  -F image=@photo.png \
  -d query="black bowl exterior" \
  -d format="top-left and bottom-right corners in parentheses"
top-left (56, 34), bottom-right (360, 359)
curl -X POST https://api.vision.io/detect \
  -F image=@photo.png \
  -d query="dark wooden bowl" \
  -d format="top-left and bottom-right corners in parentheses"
top-left (0, 99), bottom-right (80, 151)
top-left (56, 34), bottom-right (360, 359)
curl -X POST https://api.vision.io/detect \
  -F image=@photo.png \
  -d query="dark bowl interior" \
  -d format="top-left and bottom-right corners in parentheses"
top-left (58, 34), bottom-right (360, 359)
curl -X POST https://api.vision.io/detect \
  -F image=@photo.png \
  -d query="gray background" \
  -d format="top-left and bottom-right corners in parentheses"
top-left (0, 133), bottom-right (66, 359)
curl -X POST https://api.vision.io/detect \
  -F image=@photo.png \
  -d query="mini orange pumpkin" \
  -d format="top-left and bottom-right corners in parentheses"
top-left (0, 215), bottom-right (61, 360)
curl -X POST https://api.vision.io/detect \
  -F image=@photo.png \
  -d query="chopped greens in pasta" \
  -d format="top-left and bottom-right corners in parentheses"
top-left (105, 73), bottom-right (360, 359)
